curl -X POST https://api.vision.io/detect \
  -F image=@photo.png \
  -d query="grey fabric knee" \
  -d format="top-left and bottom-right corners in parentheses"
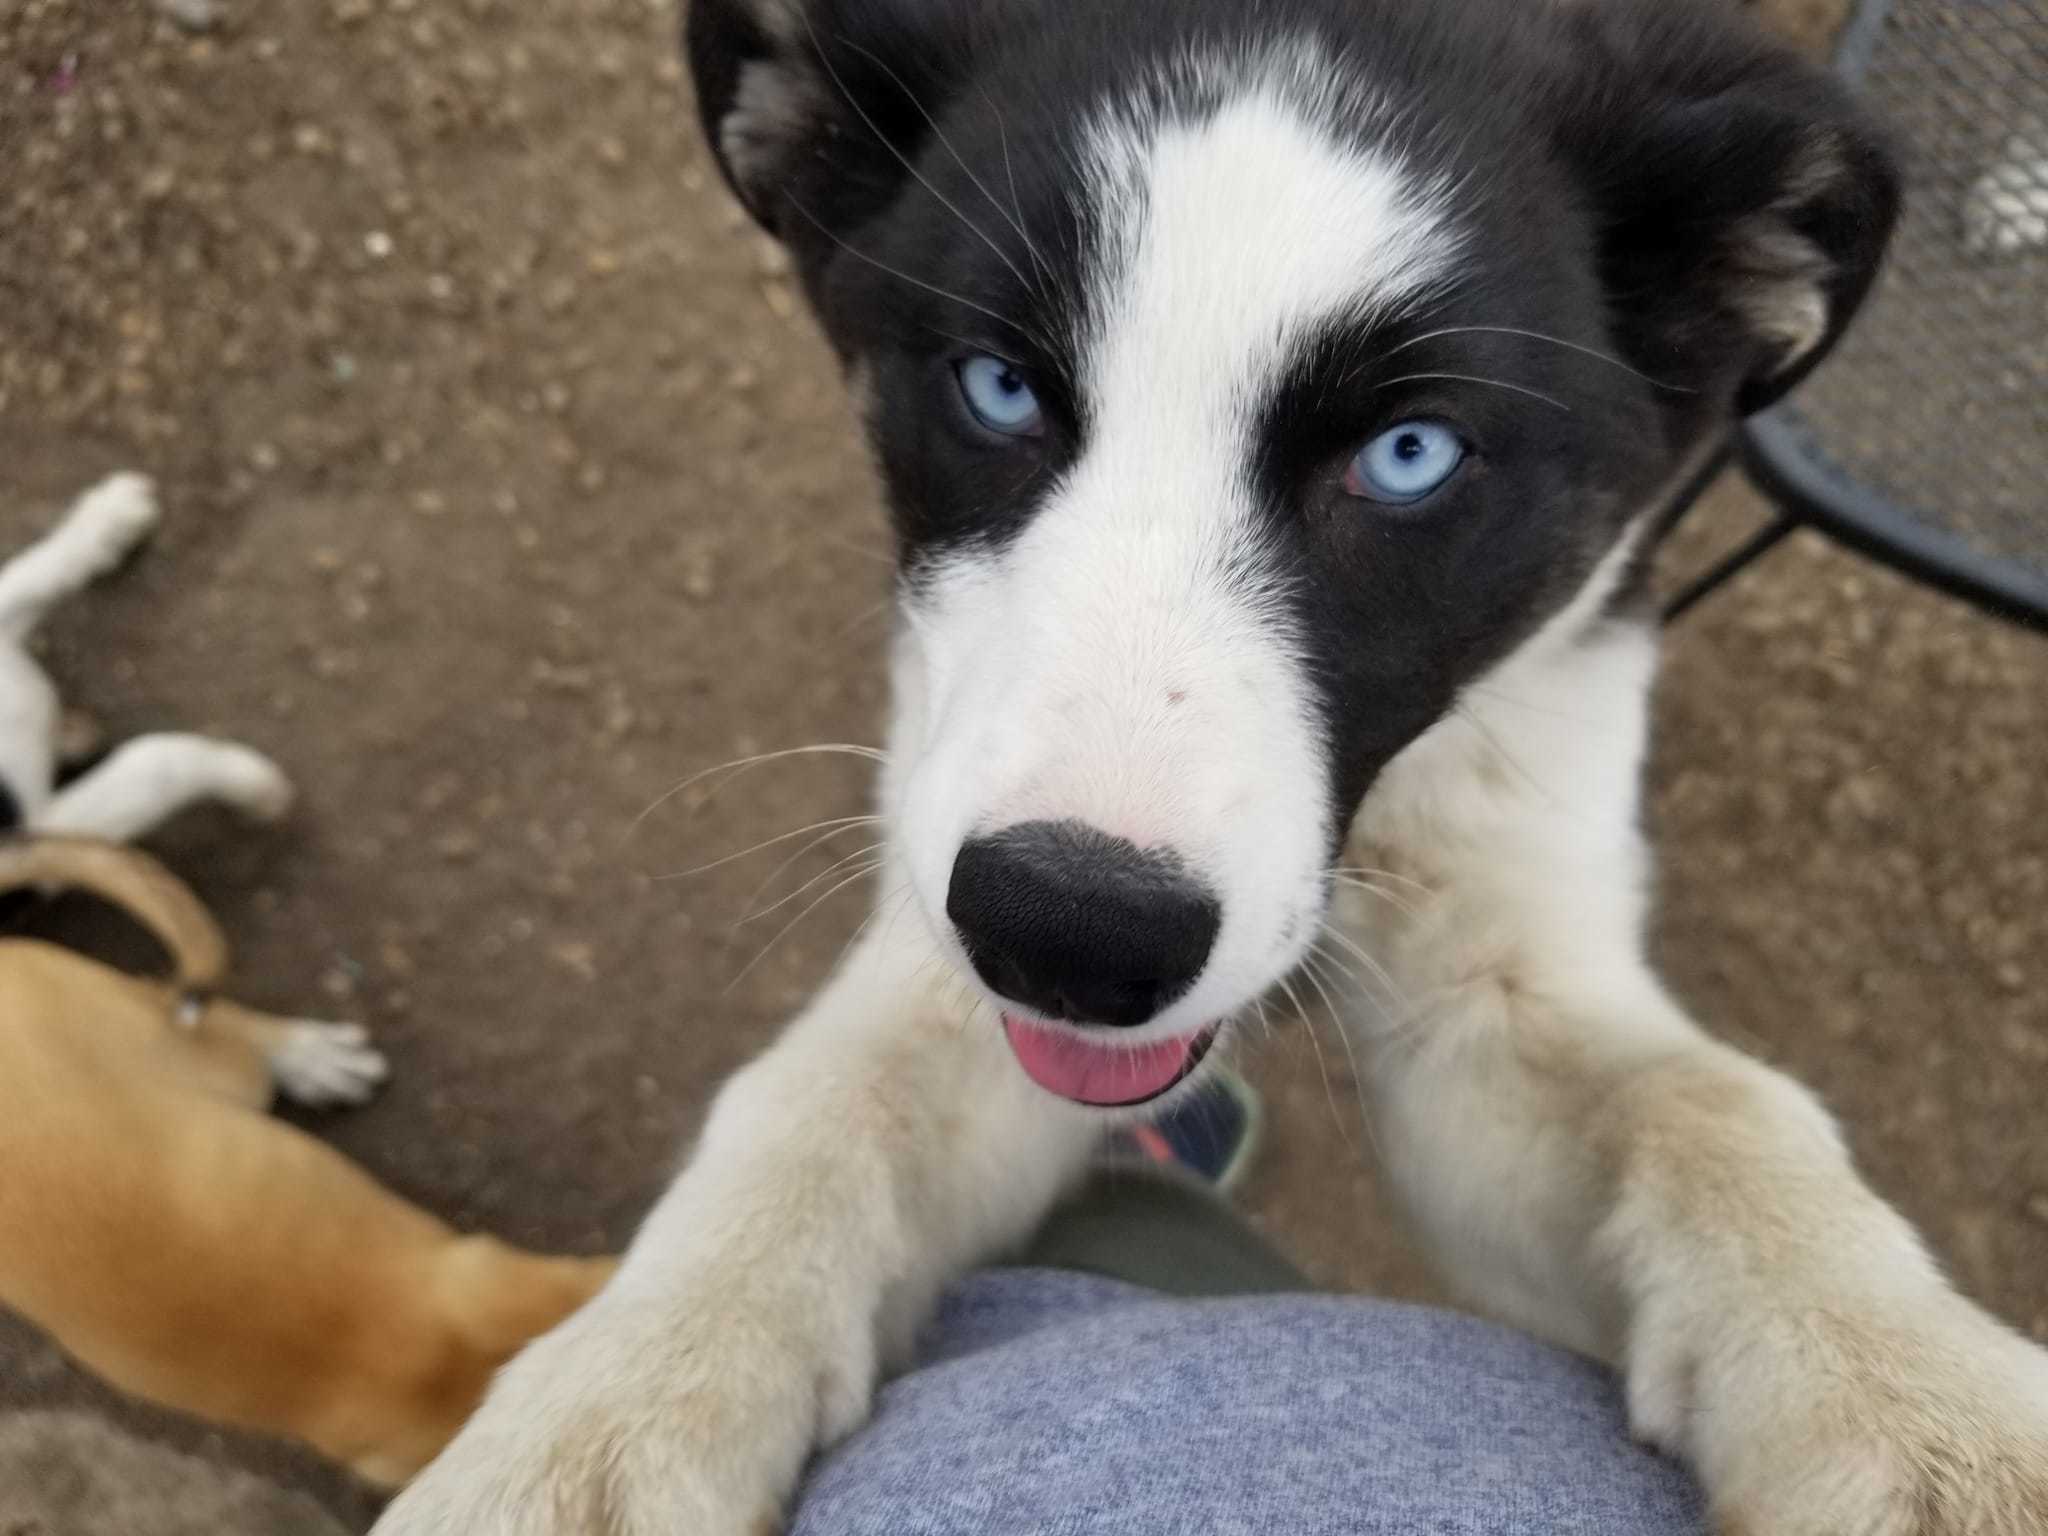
top-left (791, 1269), bottom-right (1704, 1535)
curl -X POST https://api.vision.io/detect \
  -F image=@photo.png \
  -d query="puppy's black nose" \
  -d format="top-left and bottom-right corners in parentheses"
top-left (946, 820), bottom-right (1220, 1028)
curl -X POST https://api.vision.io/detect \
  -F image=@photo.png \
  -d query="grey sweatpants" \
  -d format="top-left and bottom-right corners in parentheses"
top-left (791, 1269), bottom-right (1705, 1534)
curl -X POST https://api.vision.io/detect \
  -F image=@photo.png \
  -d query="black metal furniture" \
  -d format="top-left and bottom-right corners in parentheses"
top-left (1664, 0), bottom-right (2048, 632)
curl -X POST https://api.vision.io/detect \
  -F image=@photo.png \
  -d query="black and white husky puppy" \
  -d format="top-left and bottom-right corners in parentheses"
top-left (383, 3), bottom-right (2048, 1532)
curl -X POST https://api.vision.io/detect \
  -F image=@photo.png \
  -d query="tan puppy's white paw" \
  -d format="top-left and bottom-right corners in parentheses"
top-left (269, 1023), bottom-right (388, 1107)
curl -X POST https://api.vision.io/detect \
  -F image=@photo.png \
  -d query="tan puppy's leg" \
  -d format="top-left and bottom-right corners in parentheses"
top-left (0, 941), bottom-right (608, 1488)
top-left (188, 994), bottom-right (390, 1110)
top-left (0, 836), bottom-right (230, 992)
top-left (109, 985), bottom-right (389, 1113)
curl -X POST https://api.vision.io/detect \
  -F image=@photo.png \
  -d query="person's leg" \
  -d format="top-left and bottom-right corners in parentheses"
top-left (792, 1272), bottom-right (1705, 1535)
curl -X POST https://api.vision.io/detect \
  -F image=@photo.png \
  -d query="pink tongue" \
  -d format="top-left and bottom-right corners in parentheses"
top-left (1002, 1014), bottom-right (1198, 1107)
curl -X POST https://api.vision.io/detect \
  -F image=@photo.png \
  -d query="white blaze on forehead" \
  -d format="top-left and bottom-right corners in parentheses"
top-left (1080, 58), bottom-right (1461, 510)
top-left (887, 57), bottom-right (1466, 1042)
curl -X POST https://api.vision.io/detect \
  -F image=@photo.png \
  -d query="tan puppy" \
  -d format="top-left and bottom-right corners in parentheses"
top-left (0, 837), bottom-right (615, 1488)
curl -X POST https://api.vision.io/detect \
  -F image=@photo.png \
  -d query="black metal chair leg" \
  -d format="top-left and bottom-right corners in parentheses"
top-left (1651, 440), bottom-right (1738, 547)
top-left (1664, 511), bottom-right (1800, 623)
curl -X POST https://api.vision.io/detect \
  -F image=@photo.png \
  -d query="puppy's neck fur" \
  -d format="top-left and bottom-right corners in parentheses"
top-left (1344, 534), bottom-right (1658, 1010)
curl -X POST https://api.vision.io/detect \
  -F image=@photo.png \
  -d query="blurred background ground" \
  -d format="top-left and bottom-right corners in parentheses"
top-left (0, 0), bottom-right (2042, 1526)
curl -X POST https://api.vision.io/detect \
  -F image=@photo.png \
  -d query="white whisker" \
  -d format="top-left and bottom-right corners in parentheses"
top-left (809, 21), bottom-right (1039, 300)
top-left (632, 744), bottom-right (886, 837)
top-left (739, 843), bottom-right (886, 927)
top-left (724, 860), bottom-right (883, 994)
top-left (981, 82), bottom-right (1055, 290)
top-left (1302, 950), bottom-right (1383, 1163)
top-left (1317, 924), bottom-right (1409, 1016)
top-left (1326, 873), bottom-right (1423, 922)
top-left (738, 820), bottom-right (885, 915)
top-left (1383, 324), bottom-right (1695, 394)
top-left (653, 814), bottom-right (881, 883)
top-left (833, 35), bottom-right (1053, 301)
top-left (1330, 864), bottom-right (1434, 898)
top-left (1379, 371), bottom-right (1573, 414)
top-left (1281, 972), bottom-right (1358, 1156)
top-left (786, 197), bottom-right (1059, 356)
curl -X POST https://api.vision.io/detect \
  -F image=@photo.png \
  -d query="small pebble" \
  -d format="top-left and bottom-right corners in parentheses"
top-left (156, 0), bottom-right (220, 32)
top-left (681, 549), bottom-right (716, 601)
top-left (551, 941), bottom-right (597, 982)
top-left (436, 830), bottom-right (480, 862)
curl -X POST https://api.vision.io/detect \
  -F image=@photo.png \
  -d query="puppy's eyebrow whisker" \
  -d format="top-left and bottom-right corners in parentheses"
top-left (830, 33), bottom-right (1055, 300)
top-left (786, 197), bottom-right (1058, 356)
top-left (800, 15), bottom-right (1038, 302)
top-left (919, 324), bottom-right (1023, 366)
top-left (1378, 371), bottom-right (1574, 415)
top-left (979, 84), bottom-right (1056, 292)
top-left (1384, 325), bottom-right (1696, 394)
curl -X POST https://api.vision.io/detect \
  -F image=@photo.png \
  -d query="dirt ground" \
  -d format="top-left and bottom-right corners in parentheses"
top-left (1, 0), bottom-right (2043, 1526)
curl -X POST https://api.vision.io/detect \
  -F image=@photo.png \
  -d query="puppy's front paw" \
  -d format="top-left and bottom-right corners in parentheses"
top-left (70, 472), bottom-right (162, 573)
top-left (269, 1022), bottom-right (387, 1107)
top-left (374, 1278), bottom-right (866, 1536)
top-left (209, 743), bottom-right (295, 822)
top-left (1635, 1294), bottom-right (2048, 1535)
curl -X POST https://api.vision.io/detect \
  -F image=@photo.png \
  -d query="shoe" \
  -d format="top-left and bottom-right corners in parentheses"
top-left (1106, 1062), bottom-right (1263, 1192)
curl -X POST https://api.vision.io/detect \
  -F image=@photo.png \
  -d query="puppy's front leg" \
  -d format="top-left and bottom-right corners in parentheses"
top-left (375, 909), bottom-right (1098, 1536)
top-left (1362, 962), bottom-right (2048, 1534)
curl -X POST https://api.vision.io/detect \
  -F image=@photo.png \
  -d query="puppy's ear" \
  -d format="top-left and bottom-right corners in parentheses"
top-left (1564, 7), bottom-right (1900, 416)
top-left (686, 0), bottom-right (967, 246)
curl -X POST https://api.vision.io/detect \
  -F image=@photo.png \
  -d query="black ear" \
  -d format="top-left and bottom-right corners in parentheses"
top-left (1563, 6), bottom-right (1901, 416)
top-left (686, 0), bottom-right (969, 247)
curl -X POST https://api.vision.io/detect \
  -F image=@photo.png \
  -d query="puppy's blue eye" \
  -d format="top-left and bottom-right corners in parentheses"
top-left (956, 354), bottom-right (1044, 437)
top-left (1345, 421), bottom-right (1465, 504)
